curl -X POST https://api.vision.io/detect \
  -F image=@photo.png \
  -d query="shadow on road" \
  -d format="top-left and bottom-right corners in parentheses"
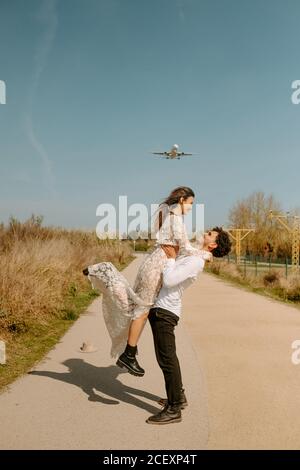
top-left (29, 359), bottom-right (161, 414)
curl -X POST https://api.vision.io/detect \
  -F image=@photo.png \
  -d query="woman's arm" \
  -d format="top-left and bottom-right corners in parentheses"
top-left (170, 214), bottom-right (201, 255)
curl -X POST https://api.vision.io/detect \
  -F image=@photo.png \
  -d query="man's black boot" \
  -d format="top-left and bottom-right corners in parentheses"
top-left (146, 403), bottom-right (182, 425)
top-left (158, 388), bottom-right (188, 409)
top-left (116, 343), bottom-right (145, 377)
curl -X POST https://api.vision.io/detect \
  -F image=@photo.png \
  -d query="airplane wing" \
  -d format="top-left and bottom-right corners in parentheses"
top-left (179, 152), bottom-right (200, 157)
top-left (152, 152), bottom-right (165, 155)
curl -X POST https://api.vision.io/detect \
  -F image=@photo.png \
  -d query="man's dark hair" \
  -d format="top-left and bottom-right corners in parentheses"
top-left (211, 226), bottom-right (232, 258)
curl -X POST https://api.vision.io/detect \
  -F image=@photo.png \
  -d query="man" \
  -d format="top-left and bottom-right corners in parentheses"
top-left (146, 227), bottom-right (231, 425)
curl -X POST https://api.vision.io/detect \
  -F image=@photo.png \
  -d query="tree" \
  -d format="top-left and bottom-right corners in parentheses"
top-left (227, 191), bottom-right (290, 257)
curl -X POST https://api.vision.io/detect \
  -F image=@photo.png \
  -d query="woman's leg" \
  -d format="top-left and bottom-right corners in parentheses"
top-left (127, 312), bottom-right (149, 346)
top-left (116, 312), bottom-right (149, 376)
top-left (126, 245), bottom-right (177, 348)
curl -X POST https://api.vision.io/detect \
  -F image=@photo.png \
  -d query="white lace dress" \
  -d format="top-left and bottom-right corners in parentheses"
top-left (86, 212), bottom-right (209, 357)
top-left (87, 262), bottom-right (151, 357)
top-left (128, 212), bottom-right (205, 319)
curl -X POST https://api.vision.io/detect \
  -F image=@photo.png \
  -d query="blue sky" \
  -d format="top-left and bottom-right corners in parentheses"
top-left (0, 0), bottom-right (300, 231)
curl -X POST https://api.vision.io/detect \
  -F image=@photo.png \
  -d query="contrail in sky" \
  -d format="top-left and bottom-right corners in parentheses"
top-left (24, 0), bottom-right (58, 198)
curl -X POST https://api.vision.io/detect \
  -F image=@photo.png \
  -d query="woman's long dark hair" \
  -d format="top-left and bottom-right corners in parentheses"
top-left (158, 186), bottom-right (195, 229)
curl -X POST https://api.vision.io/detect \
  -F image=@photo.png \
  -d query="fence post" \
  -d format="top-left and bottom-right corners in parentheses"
top-left (0, 340), bottom-right (6, 365)
top-left (269, 255), bottom-right (271, 271)
top-left (286, 257), bottom-right (288, 279)
top-left (244, 257), bottom-right (246, 277)
top-left (255, 256), bottom-right (258, 277)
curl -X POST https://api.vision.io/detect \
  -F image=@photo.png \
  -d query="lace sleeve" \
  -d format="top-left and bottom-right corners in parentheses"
top-left (171, 215), bottom-right (200, 255)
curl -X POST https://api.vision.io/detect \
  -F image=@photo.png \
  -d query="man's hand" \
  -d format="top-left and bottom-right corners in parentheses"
top-left (198, 249), bottom-right (213, 262)
top-left (161, 244), bottom-right (179, 259)
top-left (205, 251), bottom-right (213, 262)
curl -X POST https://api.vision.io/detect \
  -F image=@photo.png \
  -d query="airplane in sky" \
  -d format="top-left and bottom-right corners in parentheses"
top-left (151, 144), bottom-right (199, 160)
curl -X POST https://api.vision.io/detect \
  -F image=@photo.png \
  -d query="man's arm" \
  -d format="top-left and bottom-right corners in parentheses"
top-left (162, 257), bottom-right (204, 289)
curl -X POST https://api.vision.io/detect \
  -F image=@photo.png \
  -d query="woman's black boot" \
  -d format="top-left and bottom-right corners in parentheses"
top-left (116, 343), bottom-right (145, 377)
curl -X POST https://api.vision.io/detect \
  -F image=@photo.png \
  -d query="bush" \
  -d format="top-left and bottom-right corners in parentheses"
top-left (284, 275), bottom-right (300, 301)
top-left (263, 271), bottom-right (280, 287)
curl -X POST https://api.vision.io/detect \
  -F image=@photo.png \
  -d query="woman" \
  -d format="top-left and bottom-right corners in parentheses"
top-left (84, 187), bottom-right (211, 371)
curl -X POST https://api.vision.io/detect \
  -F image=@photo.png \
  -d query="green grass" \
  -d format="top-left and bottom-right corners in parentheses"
top-left (0, 288), bottom-right (98, 391)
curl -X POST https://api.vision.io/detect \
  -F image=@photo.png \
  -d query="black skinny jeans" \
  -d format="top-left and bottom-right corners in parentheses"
top-left (148, 307), bottom-right (183, 406)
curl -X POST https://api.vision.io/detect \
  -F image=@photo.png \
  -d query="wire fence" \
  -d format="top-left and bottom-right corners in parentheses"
top-left (226, 254), bottom-right (296, 279)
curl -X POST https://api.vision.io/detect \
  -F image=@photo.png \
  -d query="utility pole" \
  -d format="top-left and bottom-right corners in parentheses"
top-left (269, 211), bottom-right (300, 272)
top-left (226, 228), bottom-right (255, 265)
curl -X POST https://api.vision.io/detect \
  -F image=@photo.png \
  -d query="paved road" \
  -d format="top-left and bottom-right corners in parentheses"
top-left (183, 271), bottom-right (300, 449)
top-left (0, 254), bottom-right (209, 450)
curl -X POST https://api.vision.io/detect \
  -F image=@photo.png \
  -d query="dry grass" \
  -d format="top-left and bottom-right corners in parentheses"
top-left (278, 274), bottom-right (300, 301)
top-left (206, 259), bottom-right (300, 305)
top-left (0, 217), bottom-right (133, 337)
top-left (0, 216), bottom-right (135, 389)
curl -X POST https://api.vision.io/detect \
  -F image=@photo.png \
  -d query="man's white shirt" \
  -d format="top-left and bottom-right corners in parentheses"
top-left (153, 254), bottom-right (205, 317)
